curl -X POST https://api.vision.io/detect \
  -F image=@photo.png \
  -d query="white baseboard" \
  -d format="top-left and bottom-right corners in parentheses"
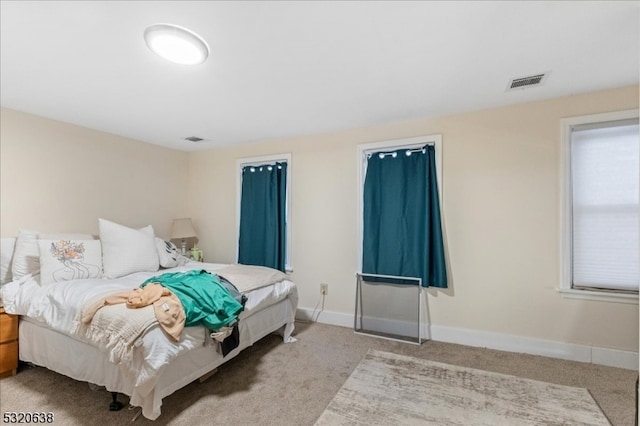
top-left (296, 307), bottom-right (639, 371)
top-left (296, 307), bottom-right (354, 328)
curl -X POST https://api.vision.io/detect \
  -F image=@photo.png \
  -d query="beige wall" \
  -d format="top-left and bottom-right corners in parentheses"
top-left (0, 108), bottom-right (190, 238)
top-left (1, 86), bottom-right (637, 353)
top-left (188, 85), bottom-right (639, 352)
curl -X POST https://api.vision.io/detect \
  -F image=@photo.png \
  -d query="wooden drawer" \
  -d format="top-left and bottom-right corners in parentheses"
top-left (0, 313), bottom-right (18, 343)
top-left (0, 308), bottom-right (18, 378)
top-left (0, 340), bottom-right (18, 377)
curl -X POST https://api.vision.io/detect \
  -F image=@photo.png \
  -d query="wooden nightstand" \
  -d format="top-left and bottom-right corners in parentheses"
top-left (0, 307), bottom-right (18, 378)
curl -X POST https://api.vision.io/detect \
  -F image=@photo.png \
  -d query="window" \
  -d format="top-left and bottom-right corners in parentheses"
top-left (236, 153), bottom-right (291, 272)
top-left (354, 135), bottom-right (446, 343)
top-left (560, 110), bottom-right (639, 303)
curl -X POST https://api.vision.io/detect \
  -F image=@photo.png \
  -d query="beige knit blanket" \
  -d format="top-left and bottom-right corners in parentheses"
top-left (71, 302), bottom-right (157, 366)
top-left (216, 264), bottom-right (289, 293)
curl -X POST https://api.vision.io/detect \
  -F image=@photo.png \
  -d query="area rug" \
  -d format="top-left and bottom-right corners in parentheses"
top-left (315, 349), bottom-right (611, 425)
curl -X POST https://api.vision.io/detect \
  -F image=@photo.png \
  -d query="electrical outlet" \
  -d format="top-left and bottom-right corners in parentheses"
top-left (320, 283), bottom-right (328, 295)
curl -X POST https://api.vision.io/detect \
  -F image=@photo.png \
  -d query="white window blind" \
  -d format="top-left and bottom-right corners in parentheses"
top-left (570, 119), bottom-right (639, 292)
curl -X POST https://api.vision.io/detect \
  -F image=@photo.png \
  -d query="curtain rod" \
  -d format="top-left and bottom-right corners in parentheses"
top-left (367, 144), bottom-right (433, 159)
top-left (243, 163), bottom-right (284, 172)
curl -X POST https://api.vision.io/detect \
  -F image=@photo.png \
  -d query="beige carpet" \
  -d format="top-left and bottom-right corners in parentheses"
top-left (316, 349), bottom-right (612, 426)
top-left (0, 322), bottom-right (634, 425)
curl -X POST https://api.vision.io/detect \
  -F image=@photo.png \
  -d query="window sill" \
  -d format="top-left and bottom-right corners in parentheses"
top-left (557, 288), bottom-right (638, 304)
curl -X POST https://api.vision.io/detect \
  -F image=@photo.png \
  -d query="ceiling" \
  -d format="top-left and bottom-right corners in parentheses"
top-left (1, 1), bottom-right (638, 152)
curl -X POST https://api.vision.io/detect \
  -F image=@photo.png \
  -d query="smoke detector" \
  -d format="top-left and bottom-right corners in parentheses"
top-left (506, 72), bottom-right (550, 91)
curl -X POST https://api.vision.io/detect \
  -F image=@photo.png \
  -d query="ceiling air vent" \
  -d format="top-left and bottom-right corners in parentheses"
top-left (507, 72), bottom-right (549, 91)
top-left (184, 136), bottom-right (204, 143)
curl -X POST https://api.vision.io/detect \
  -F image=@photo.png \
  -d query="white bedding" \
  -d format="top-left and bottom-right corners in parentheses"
top-left (0, 261), bottom-right (298, 420)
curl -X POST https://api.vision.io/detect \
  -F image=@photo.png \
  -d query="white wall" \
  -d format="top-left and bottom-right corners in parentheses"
top-left (188, 85), bottom-right (639, 361)
top-left (0, 108), bottom-right (190, 237)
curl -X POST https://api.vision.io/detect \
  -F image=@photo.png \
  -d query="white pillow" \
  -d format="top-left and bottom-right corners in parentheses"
top-left (38, 239), bottom-right (102, 285)
top-left (155, 237), bottom-right (189, 268)
top-left (0, 238), bottom-right (16, 285)
top-left (11, 231), bottom-right (95, 281)
top-left (11, 230), bottom-right (40, 280)
top-left (39, 233), bottom-right (95, 241)
top-left (99, 218), bottom-right (159, 278)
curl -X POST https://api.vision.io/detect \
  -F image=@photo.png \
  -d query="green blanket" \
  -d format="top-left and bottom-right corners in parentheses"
top-left (141, 269), bottom-right (244, 331)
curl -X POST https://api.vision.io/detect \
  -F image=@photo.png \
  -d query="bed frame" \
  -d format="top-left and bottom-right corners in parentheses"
top-left (18, 296), bottom-right (296, 420)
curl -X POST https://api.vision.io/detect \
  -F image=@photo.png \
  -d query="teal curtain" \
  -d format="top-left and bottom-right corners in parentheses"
top-left (238, 162), bottom-right (287, 272)
top-left (362, 146), bottom-right (447, 288)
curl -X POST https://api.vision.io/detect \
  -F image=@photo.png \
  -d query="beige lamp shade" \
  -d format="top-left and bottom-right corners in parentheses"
top-left (171, 218), bottom-right (197, 256)
top-left (171, 218), bottom-right (197, 240)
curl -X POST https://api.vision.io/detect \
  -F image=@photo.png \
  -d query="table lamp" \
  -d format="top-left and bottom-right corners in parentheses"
top-left (170, 218), bottom-right (197, 255)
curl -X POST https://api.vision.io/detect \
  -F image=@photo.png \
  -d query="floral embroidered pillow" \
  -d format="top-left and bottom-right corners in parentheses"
top-left (38, 239), bottom-right (103, 285)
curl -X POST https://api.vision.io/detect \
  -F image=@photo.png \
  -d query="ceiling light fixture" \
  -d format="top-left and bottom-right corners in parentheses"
top-left (144, 23), bottom-right (209, 65)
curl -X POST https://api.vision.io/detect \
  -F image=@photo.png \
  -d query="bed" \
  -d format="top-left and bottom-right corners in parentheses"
top-left (0, 221), bottom-right (298, 421)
